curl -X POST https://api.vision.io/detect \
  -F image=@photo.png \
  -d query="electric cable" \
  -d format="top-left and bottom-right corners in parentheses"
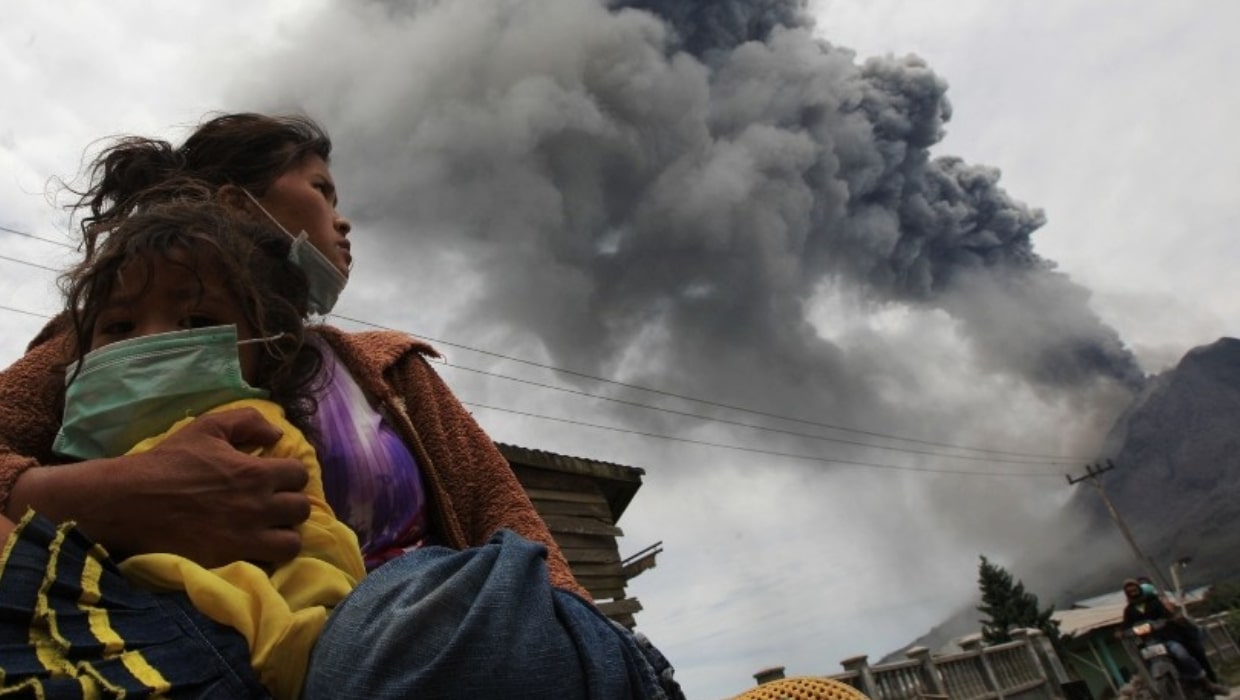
top-left (0, 303), bottom-right (52, 320)
top-left (449, 361), bottom-right (1069, 467)
top-left (0, 224), bottom-right (76, 249)
top-left (0, 253), bottom-right (59, 274)
top-left (462, 400), bottom-right (1067, 478)
top-left (332, 312), bottom-right (1086, 461)
top-left (0, 229), bottom-right (1096, 463)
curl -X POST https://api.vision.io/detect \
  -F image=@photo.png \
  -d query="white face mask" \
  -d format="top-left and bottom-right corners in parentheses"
top-left (243, 189), bottom-right (348, 315)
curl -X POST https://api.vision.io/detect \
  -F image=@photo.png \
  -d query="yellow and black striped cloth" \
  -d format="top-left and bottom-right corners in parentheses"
top-left (0, 511), bottom-right (266, 699)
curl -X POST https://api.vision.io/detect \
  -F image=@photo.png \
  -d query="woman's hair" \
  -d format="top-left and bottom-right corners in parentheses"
top-left (73, 112), bottom-right (332, 257)
top-left (61, 192), bottom-right (323, 432)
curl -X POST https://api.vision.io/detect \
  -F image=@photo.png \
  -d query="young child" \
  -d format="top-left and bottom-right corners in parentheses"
top-left (0, 199), bottom-right (364, 699)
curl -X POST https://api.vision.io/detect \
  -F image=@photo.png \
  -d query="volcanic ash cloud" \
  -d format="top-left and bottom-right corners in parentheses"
top-left (260, 0), bottom-right (1143, 434)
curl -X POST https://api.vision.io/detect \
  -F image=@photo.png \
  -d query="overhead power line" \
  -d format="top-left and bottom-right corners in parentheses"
top-left (0, 303), bottom-right (53, 320)
top-left (449, 361), bottom-right (1069, 467)
top-left (333, 312), bottom-right (1085, 461)
top-left (0, 295), bottom-right (1073, 474)
top-left (465, 400), bottom-right (1066, 478)
top-left (0, 224), bottom-right (76, 249)
top-left (0, 286), bottom-right (1070, 478)
top-left (0, 233), bottom-right (1092, 463)
top-left (0, 253), bottom-right (59, 274)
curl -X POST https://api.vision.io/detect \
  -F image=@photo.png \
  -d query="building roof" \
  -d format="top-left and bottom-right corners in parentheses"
top-left (496, 442), bottom-right (645, 521)
top-left (1053, 586), bottom-right (1212, 638)
top-left (1070, 591), bottom-right (1129, 609)
top-left (1052, 603), bottom-right (1127, 639)
top-left (1071, 586), bottom-right (1209, 610)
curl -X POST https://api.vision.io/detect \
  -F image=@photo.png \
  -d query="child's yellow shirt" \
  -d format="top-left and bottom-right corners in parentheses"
top-left (118, 399), bottom-right (365, 700)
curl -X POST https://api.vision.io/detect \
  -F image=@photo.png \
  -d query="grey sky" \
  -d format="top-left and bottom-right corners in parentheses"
top-left (1, 2), bottom-right (1236, 698)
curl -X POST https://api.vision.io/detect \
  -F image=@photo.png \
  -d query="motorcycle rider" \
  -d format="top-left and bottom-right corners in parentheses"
top-left (1136, 576), bottom-right (1223, 684)
top-left (1121, 579), bottom-right (1229, 696)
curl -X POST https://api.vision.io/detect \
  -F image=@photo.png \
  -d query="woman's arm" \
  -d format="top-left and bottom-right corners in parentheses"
top-left (121, 399), bottom-right (364, 700)
top-left (388, 352), bottom-right (591, 599)
top-left (0, 321), bottom-right (72, 509)
top-left (9, 412), bottom-right (313, 567)
top-left (0, 325), bottom-right (312, 568)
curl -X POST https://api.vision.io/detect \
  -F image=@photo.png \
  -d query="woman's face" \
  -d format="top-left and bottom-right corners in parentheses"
top-left (256, 154), bottom-right (352, 277)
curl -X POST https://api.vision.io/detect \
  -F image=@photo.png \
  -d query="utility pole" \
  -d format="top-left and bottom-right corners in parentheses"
top-left (1067, 460), bottom-right (1172, 592)
top-left (1169, 557), bottom-right (1192, 615)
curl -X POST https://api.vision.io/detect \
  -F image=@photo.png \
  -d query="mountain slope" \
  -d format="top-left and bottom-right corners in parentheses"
top-left (1089, 336), bottom-right (1240, 584)
top-left (892, 338), bottom-right (1240, 657)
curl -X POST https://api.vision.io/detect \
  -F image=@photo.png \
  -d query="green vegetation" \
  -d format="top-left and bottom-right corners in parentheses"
top-left (976, 555), bottom-right (1061, 645)
top-left (1203, 580), bottom-right (1240, 615)
top-left (1217, 657), bottom-right (1240, 688)
top-left (1201, 583), bottom-right (1240, 687)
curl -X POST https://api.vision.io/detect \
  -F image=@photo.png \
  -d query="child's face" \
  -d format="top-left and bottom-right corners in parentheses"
top-left (89, 249), bottom-right (260, 382)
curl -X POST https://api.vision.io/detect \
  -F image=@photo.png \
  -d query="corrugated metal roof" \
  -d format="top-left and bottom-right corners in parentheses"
top-left (1072, 586), bottom-right (1209, 609)
top-left (1053, 603), bottom-right (1126, 638)
top-left (1053, 586), bottom-right (1211, 638)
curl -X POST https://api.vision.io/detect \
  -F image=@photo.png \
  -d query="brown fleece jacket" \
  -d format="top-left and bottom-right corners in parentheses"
top-left (0, 319), bottom-right (588, 599)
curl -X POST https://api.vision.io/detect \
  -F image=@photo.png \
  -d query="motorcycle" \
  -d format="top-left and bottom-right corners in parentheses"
top-left (1127, 620), bottom-right (1215, 700)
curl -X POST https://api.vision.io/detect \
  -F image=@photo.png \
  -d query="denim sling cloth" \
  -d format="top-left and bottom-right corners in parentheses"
top-left (302, 529), bottom-right (680, 700)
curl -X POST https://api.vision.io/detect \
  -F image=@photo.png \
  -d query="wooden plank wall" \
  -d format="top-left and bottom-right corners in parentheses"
top-left (511, 463), bottom-right (643, 627)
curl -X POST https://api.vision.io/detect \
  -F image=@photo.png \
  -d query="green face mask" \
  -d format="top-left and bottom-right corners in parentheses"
top-left (53, 325), bottom-right (270, 461)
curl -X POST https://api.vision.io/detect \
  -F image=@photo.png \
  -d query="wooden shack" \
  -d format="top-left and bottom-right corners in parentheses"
top-left (497, 442), bottom-right (660, 628)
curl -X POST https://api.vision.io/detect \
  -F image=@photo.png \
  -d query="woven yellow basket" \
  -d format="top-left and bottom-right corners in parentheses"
top-left (732, 676), bottom-right (871, 700)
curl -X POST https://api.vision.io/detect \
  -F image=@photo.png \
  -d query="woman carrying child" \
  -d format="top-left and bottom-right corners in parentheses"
top-left (2, 114), bottom-right (577, 588)
top-left (0, 113), bottom-right (681, 698)
top-left (2, 195), bottom-right (361, 698)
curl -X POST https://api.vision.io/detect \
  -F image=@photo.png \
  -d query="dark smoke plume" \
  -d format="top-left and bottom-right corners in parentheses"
top-left (612, 0), bottom-right (811, 56)
top-left (261, 0), bottom-right (1143, 439)
top-left (616, 0), bottom-right (1143, 391)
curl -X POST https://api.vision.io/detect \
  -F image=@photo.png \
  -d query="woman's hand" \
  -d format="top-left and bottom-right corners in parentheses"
top-left (6, 408), bottom-right (310, 568)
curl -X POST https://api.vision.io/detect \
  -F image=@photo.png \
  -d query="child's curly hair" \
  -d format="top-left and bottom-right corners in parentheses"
top-left (60, 190), bottom-right (322, 434)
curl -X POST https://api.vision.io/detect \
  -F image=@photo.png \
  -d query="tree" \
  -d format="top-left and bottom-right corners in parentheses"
top-left (1202, 580), bottom-right (1240, 615)
top-left (976, 555), bottom-right (1061, 645)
